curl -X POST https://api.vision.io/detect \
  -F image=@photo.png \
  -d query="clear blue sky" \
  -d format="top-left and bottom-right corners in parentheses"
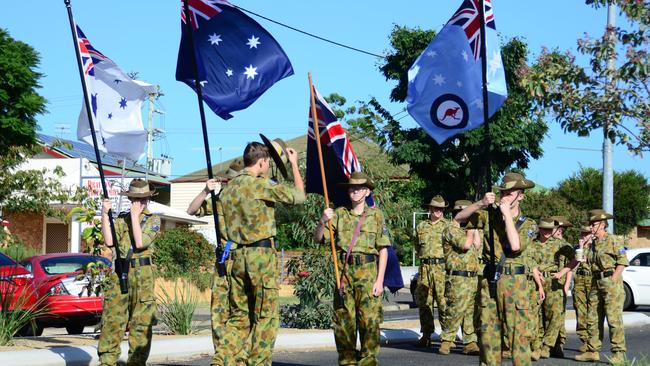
top-left (2, 0), bottom-right (647, 187)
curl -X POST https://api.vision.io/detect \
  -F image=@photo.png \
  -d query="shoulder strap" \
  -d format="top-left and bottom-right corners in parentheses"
top-left (515, 215), bottom-right (527, 231)
top-left (345, 210), bottom-right (368, 260)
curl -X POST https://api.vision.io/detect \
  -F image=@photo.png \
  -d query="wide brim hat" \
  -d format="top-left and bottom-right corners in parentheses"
top-left (493, 172), bottom-right (535, 191)
top-left (260, 134), bottom-right (288, 179)
top-left (338, 171), bottom-right (375, 190)
top-left (588, 209), bottom-right (614, 223)
top-left (538, 217), bottom-right (557, 230)
top-left (120, 179), bottom-right (156, 198)
top-left (579, 222), bottom-right (592, 233)
top-left (452, 199), bottom-right (472, 212)
top-left (550, 215), bottom-right (573, 228)
top-left (216, 157), bottom-right (244, 180)
top-left (425, 195), bottom-right (448, 208)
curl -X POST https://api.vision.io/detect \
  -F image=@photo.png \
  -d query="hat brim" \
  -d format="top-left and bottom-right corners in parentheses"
top-left (260, 134), bottom-right (288, 179)
top-left (426, 202), bottom-right (449, 208)
top-left (589, 214), bottom-right (614, 223)
top-left (538, 223), bottom-right (556, 230)
top-left (338, 181), bottom-right (375, 190)
top-left (121, 190), bottom-right (156, 198)
top-left (493, 179), bottom-right (535, 191)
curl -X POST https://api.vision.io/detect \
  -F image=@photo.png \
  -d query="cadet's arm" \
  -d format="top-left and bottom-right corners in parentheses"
top-left (130, 212), bottom-right (144, 249)
top-left (554, 258), bottom-right (579, 279)
top-left (376, 247), bottom-right (388, 284)
top-left (313, 208), bottom-right (334, 243)
top-left (455, 192), bottom-right (494, 222)
top-left (612, 264), bottom-right (625, 281)
top-left (462, 229), bottom-right (477, 250)
top-left (287, 148), bottom-right (305, 196)
top-left (187, 179), bottom-right (220, 215)
top-left (101, 199), bottom-right (113, 247)
top-left (500, 206), bottom-right (520, 252)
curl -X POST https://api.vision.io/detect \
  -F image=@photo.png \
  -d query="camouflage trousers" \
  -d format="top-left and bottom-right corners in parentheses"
top-left (528, 279), bottom-right (542, 353)
top-left (587, 276), bottom-right (626, 353)
top-left (213, 247), bottom-right (278, 366)
top-left (210, 259), bottom-right (243, 366)
top-left (416, 262), bottom-right (446, 335)
top-left (439, 273), bottom-right (479, 344)
top-left (98, 265), bottom-right (156, 366)
top-left (334, 260), bottom-right (382, 366)
top-left (479, 274), bottom-right (532, 366)
top-left (540, 278), bottom-right (566, 348)
top-left (573, 272), bottom-right (596, 346)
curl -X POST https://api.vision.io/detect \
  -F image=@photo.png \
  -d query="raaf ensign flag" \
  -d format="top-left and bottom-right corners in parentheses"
top-left (76, 26), bottom-right (153, 161)
top-left (176, 0), bottom-right (293, 120)
top-left (406, 0), bottom-right (507, 144)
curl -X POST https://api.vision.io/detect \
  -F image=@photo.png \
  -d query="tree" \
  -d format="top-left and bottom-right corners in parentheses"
top-left (0, 29), bottom-right (46, 159)
top-left (522, 1), bottom-right (649, 154)
top-left (555, 167), bottom-right (650, 236)
top-left (346, 26), bottom-right (548, 203)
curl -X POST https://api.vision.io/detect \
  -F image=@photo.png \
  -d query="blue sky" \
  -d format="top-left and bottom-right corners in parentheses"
top-left (2, 0), bottom-right (647, 187)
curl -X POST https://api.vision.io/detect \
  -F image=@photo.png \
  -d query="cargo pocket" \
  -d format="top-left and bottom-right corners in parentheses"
top-left (258, 273), bottom-right (279, 319)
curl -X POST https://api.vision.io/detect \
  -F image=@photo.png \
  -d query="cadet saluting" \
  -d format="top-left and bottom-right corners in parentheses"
top-left (98, 179), bottom-right (160, 366)
top-left (314, 172), bottom-right (390, 366)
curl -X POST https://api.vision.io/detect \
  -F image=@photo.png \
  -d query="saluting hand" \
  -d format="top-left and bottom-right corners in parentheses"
top-left (131, 200), bottom-right (145, 217)
top-left (480, 192), bottom-right (496, 208)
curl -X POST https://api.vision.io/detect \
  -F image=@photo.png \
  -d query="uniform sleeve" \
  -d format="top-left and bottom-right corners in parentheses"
top-left (375, 209), bottom-right (391, 249)
top-left (613, 237), bottom-right (629, 267)
top-left (444, 224), bottom-right (467, 252)
top-left (217, 201), bottom-right (227, 245)
top-left (196, 197), bottom-right (214, 218)
top-left (257, 179), bottom-right (306, 205)
top-left (140, 215), bottom-right (161, 249)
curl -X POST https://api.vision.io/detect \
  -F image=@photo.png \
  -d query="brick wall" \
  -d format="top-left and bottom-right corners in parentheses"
top-left (4, 211), bottom-right (43, 252)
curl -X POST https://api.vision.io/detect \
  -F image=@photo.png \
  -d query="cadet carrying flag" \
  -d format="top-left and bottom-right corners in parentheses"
top-left (75, 25), bottom-right (154, 162)
top-left (406, 0), bottom-right (507, 144)
top-left (175, 0), bottom-right (294, 120)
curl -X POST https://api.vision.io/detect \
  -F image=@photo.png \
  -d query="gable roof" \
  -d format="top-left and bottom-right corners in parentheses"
top-left (171, 133), bottom-right (410, 183)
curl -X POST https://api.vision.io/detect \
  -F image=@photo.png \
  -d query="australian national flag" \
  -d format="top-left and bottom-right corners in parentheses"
top-left (406, 0), bottom-right (507, 144)
top-left (306, 86), bottom-right (370, 208)
top-left (76, 25), bottom-right (154, 161)
top-left (176, 0), bottom-right (293, 120)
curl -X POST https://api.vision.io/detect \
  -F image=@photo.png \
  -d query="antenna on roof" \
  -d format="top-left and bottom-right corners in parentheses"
top-left (54, 124), bottom-right (71, 138)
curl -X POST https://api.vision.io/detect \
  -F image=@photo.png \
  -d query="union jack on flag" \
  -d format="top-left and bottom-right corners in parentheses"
top-left (180, 0), bottom-right (226, 30)
top-left (448, 0), bottom-right (495, 61)
top-left (306, 85), bottom-right (374, 207)
top-left (75, 25), bottom-right (106, 76)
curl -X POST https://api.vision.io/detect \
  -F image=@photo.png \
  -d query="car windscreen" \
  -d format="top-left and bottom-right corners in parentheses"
top-left (39, 256), bottom-right (111, 275)
top-left (0, 253), bottom-right (17, 266)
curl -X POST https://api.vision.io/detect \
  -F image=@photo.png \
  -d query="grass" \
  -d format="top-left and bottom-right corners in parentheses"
top-left (0, 276), bottom-right (49, 345)
top-left (607, 354), bottom-right (650, 366)
top-left (280, 295), bottom-right (299, 306)
top-left (157, 280), bottom-right (198, 335)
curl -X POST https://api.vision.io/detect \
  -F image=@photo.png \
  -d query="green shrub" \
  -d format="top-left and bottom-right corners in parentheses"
top-left (0, 277), bottom-right (50, 345)
top-left (0, 240), bottom-right (39, 262)
top-left (152, 227), bottom-right (214, 291)
top-left (157, 280), bottom-right (198, 335)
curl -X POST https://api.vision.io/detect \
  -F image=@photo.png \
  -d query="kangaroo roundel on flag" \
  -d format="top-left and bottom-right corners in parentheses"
top-left (430, 94), bottom-right (469, 130)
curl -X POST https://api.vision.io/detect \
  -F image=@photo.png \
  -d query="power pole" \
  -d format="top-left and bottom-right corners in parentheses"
top-left (603, 4), bottom-right (616, 233)
top-left (146, 87), bottom-right (165, 171)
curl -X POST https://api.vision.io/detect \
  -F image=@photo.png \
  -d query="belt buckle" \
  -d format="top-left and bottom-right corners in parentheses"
top-left (354, 256), bottom-right (361, 266)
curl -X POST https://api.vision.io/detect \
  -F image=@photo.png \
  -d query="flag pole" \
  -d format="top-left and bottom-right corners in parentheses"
top-left (181, 0), bottom-right (225, 267)
top-left (308, 72), bottom-right (342, 291)
top-left (63, 0), bottom-right (127, 294)
top-left (478, 0), bottom-right (497, 287)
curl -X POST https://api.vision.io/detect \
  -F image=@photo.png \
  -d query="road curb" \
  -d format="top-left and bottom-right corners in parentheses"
top-left (1, 312), bottom-right (647, 365)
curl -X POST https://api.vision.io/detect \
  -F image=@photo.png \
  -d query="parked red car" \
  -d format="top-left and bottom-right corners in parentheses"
top-left (21, 253), bottom-right (111, 335)
top-left (0, 252), bottom-right (36, 311)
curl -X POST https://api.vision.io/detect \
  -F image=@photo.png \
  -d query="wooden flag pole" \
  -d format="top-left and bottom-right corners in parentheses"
top-left (308, 72), bottom-right (341, 290)
top-left (64, 0), bottom-right (127, 294)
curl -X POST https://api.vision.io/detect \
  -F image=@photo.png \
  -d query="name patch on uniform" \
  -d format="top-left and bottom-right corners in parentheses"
top-left (619, 248), bottom-right (626, 254)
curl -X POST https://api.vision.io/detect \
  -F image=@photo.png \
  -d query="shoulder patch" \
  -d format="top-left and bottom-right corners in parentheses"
top-left (618, 247), bottom-right (626, 254)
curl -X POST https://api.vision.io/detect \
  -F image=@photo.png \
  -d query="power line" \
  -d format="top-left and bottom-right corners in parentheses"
top-left (235, 5), bottom-right (386, 59)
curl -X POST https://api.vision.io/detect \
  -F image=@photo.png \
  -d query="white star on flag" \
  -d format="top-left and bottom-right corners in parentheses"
top-left (433, 74), bottom-right (446, 85)
top-left (457, 81), bottom-right (463, 88)
top-left (244, 65), bottom-right (258, 79)
top-left (426, 50), bottom-right (438, 58)
top-left (462, 50), bottom-right (468, 62)
top-left (408, 65), bottom-right (420, 83)
top-left (200, 80), bottom-right (208, 87)
top-left (208, 33), bottom-right (222, 45)
top-left (471, 98), bottom-right (483, 109)
top-left (488, 50), bottom-right (503, 78)
top-left (226, 69), bottom-right (233, 77)
top-left (246, 35), bottom-right (260, 49)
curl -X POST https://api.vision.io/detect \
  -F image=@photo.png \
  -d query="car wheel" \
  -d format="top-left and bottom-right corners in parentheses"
top-left (66, 323), bottom-right (86, 335)
top-left (17, 322), bottom-right (43, 337)
top-left (623, 283), bottom-right (637, 311)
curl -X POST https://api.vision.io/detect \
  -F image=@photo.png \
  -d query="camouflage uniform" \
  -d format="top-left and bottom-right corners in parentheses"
top-left (325, 205), bottom-right (390, 366)
top-left (415, 218), bottom-right (448, 336)
top-left (439, 222), bottom-right (480, 347)
top-left (586, 234), bottom-right (629, 354)
top-left (521, 238), bottom-right (542, 356)
top-left (470, 210), bottom-right (538, 366)
top-left (573, 252), bottom-right (595, 348)
top-left (98, 209), bottom-right (160, 366)
top-left (535, 237), bottom-right (574, 352)
top-left (196, 198), bottom-right (241, 365)
top-left (214, 169), bottom-right (305, 366)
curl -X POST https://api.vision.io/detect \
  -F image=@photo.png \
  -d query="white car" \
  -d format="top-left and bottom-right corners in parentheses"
top-left (623, 247), bottom-right (650, 310)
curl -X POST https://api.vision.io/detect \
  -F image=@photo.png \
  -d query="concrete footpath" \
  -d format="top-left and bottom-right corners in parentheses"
top-left (1, 312), bottom-right (649, 366)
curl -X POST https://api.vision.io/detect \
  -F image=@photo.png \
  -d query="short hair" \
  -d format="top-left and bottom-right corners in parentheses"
top-left (243, 142), bottom-right (270, 167)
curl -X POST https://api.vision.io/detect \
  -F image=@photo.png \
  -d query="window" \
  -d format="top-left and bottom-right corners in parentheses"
top-left (0, 253), bottom-right (17, 266)
top-left (630, 253), bottom-right (650, 267)
top-left (39, 256), bottom-right (111, 276)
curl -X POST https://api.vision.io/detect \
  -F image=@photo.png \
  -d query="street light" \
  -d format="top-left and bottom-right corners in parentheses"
top-left (411, 211), bottom-right (430, 266)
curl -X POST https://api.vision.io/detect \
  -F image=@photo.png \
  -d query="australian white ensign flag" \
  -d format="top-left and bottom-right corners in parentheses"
top-left (76, 25), bottom-right (155, 161)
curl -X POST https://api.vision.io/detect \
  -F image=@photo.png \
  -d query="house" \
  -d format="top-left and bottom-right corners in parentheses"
top-left (4, 134), bottom-right (206, 254)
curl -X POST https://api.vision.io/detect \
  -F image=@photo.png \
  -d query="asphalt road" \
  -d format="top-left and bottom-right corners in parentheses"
top-left (154, 321), bottom-right (650, 366)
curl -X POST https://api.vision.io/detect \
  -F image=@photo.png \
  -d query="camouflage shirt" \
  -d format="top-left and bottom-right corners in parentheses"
top-left (468, 209), bottom-right (538, 266)
top-left (589, 233), bottom-right (629, 272)
top-left (534, 237), bottom-right (574, 273)
top-left (196, 196), bottom-right (229, 247)
top-left (416, 218), bottom-right (449, 259)
top-left (442, 222), bottom-right (481, 272)
top-left (219, 169), bottom-right (306, 245)
top-left (324, 206), bottom-right (391, 255)
top-left (113, 208), bottom-right (161, 260)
